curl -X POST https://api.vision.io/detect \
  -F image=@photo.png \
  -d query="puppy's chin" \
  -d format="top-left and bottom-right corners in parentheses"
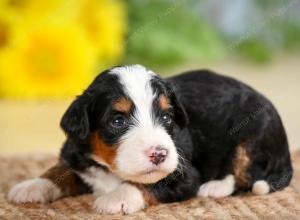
top-left (89, 156), bottom-right (174, 183)
top-left (113, 155), bottom-right (179, 184)
top-left (116, 169), bottom-right (173, 184)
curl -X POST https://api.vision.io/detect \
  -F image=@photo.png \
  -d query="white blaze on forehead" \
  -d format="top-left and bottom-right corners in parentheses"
top-left (111, 65), bottom-right (157, 127)
top-left (110, 65), bottom-right (178, 183)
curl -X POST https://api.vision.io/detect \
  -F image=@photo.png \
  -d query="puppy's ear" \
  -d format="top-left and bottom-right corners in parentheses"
top-left (167, 83), bottom-right (189, 128)
top-left (60, 94), bottom-right (91, 142)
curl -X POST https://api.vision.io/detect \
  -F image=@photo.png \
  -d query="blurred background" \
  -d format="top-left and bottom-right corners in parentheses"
top-left (0, 0), bottom-right (299, 155)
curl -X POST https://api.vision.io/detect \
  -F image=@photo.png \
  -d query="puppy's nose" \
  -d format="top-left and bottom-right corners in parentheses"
top-left (145, 146), bottom-right (168, 165)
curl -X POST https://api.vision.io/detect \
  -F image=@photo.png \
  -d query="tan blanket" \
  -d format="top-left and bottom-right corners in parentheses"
top-left (0, 153), bottom-right (299, 220)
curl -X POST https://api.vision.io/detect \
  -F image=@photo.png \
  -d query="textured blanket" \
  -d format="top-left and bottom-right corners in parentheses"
top-left (0, 152), bottom-right (299, 220)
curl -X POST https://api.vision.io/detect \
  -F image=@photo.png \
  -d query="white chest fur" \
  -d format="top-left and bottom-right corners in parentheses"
top-left (78, 167), bottom-right (122, 196)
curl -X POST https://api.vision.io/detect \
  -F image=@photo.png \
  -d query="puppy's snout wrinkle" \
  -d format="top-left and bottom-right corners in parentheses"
top-left (145, 146), bottom-right (168, 165)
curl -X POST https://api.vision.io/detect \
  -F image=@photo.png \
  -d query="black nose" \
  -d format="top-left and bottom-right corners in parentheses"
top-left (149, 146), bottom-right (168, 165)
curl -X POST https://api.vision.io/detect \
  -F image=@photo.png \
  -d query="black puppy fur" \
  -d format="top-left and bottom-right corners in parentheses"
top-left (8, 66), bottom-right (293, 210)
top-left (60, 68), bottom-right (292, 203)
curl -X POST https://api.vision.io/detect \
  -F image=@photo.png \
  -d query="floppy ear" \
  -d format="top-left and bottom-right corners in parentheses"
top-left (167, 82), bottom-right (189, 128)
top-left (60, 95), bottom-right (91, 142)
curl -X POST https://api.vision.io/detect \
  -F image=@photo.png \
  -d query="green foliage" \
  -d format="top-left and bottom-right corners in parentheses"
top-left (237, 21), bottom-right (300, 63)
top-left (237, 40), bottom-right (272, 63)
top-left (280, 23), bottom-right (300, 50)
top-left (124, 0), bottom-right (224, 68)
top-left (125, 0), bottom-right (300, 67)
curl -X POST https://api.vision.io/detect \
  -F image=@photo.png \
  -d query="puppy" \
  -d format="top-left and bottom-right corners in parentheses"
top-left (8, 64), bottom-right (293, 214)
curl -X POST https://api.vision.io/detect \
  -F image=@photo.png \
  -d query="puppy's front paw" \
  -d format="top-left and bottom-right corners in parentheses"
top-left (8, 178), bottom-right (61, 203)
top-left (93, 183), bottom-right (145, 214)
top-left (198, 175), bottom-right (235, 198)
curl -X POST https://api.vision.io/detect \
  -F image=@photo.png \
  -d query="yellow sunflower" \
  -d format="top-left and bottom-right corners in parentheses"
top-left (0, 0), bottom-right (127, 98)
top-left (0, 10), bottom-right (17, 50)
top-left (0, 0), bottom-right (75, 18)
top-left (78, 0), bottom-right (127, 66)
top-left (0, 23), bottom-right (96, 98)
top-left (0, 15), bottom-right (10, 49)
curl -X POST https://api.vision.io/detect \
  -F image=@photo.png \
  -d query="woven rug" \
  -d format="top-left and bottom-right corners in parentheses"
top-left (0, 152), bottom-right (299, 220)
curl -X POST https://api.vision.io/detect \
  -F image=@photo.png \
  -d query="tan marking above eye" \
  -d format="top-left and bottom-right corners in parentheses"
top-left (90, 133), bottom-right (117, 169)
top-left (113, 97), bottom-right (133, 113)
top-left (159, 95), bottom-right (171, 111)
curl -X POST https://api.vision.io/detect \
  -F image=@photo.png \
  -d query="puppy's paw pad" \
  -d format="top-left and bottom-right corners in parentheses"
top-left (8, 178), bottom-right (61, 203)
top-left (93, 184), bottom-right (145, 214)
top-left (198, 175), bottom-right (234, 198)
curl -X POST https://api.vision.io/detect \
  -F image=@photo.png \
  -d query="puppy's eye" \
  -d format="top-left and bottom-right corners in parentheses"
top-left (110, 114), bottom-right (127, 128)
top-left (161, 113), bottom-right (172, 125)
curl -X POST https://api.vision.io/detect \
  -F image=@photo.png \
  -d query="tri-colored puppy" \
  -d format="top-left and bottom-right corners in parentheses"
top-left (8, 65), bottom-right (293, 214)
